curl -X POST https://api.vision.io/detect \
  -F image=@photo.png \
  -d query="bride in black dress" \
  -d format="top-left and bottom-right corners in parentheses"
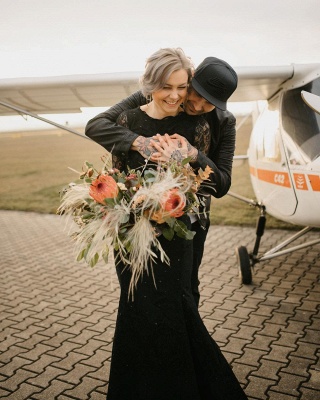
top-left (107, 48), bottom-right (248, 400)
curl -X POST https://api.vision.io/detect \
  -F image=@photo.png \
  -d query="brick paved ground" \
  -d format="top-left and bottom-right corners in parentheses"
top-left (0, 210), bottom-right (319, 400)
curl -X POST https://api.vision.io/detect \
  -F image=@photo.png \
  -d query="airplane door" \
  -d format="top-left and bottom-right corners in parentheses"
top-left (249, 96), bottom-right (298, 218)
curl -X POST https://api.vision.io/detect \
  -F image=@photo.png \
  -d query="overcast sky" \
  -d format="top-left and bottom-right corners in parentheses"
top-left (1, 0), bottom-right (319, 131)
top-left (1, 0), bottom-right (320, 79)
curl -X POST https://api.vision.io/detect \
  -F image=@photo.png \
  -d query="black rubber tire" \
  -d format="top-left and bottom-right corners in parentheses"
top-left (236, 246), bottom-right (252, 284)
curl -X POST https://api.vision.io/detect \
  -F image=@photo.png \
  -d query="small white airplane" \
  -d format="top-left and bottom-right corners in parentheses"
top-left (1, 63), bottom-right (319, 284)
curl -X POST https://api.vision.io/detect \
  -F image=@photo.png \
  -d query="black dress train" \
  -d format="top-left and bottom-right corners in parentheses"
top-left (107, 109), bottom-right (248, 399)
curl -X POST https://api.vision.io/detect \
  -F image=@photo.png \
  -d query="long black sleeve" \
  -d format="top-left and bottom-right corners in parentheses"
top-left (85, 91), bottom-right (147, 156)
top-left (195, 109), bottom-right (236, 198)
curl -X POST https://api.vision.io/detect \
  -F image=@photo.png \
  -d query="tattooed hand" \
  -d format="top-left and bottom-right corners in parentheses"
top-left (149, 134), bottom-right (188, 163)
top-left (131, 136), bottom-right (157, 159)
top-left (170, 133), bottom-right (198, 162)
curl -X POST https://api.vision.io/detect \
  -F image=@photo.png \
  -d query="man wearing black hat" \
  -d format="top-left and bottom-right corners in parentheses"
top-left (85, 56), bottom-right (238, 307)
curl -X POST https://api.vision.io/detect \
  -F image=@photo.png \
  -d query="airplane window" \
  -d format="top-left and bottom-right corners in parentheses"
top-left (252, 97), bottom-right (281, 163)
top-left (281, 77), bottom-right (320, 164)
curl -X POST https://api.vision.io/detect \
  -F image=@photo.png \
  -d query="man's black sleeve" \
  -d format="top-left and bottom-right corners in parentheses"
top-left (194, 110), bottom-right (236, 198)
top-left (85, 91), bottom-right (147, 156)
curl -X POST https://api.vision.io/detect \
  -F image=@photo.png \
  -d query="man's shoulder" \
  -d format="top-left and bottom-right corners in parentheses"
top-left (204, 108), bottom-right (236, 126)
top-left (212, 108), bottom-right (235, 120)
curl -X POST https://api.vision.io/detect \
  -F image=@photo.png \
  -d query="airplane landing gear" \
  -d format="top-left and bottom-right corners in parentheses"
top-left (236, 206), bottom-right (267, 285)
top-left (236, 245), bottom-right (252, 284)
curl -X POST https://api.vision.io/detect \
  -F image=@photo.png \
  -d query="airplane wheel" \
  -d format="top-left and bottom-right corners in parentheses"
top-left (236, 246), bottom-right (252, 284)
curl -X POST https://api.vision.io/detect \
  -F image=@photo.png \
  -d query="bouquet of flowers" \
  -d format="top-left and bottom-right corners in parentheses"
top-left (58, 154), bottom-right (212, 294)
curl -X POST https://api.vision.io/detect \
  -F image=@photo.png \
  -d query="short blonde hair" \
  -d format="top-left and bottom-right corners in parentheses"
top-left (140, 48), bottom-right (193, 98)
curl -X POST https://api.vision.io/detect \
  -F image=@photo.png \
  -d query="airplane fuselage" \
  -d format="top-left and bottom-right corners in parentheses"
top-left (248, 72), bottom-right (320, 228)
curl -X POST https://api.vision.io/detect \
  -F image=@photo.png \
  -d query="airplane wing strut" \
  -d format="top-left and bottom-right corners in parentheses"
top-left (0, 100), bottom-right (88, 139)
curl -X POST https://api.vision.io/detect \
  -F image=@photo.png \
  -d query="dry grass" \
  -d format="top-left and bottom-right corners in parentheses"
top-left (0, 121), bottom-right (294, 229)
top-left (0, 130), bottom-right (104, 213)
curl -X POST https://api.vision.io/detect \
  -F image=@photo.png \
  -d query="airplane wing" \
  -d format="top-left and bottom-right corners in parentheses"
top-left (0, 64), bottom-right (319, 117)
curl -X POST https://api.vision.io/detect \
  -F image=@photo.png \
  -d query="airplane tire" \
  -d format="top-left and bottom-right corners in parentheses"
top-left (236, 246), bottom-right (252, 284)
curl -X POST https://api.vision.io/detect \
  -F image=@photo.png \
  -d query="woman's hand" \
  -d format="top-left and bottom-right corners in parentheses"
top-left (149, 134), bottom-right (188, 163)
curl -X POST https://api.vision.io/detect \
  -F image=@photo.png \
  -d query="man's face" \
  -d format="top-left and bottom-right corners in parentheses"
top-left (184, 88), bottom-right (216, 115)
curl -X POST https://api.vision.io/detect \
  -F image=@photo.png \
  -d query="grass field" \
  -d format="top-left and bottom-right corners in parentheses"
top-left (0, 119), bottom-right (294, 229)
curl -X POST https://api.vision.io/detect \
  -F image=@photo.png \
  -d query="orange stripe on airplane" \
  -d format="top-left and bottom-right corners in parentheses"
top-left (250, 168), bottom-right (291, 187)
top-left (308, 174), bottom-right (320, 191)
top-left (293, 173), bottom-right (308, 190)
top-left (249, 166), bottom-right (257, 177)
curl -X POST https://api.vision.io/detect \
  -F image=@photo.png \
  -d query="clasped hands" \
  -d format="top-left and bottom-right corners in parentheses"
top-left (133, 133), bottom-right (198, 163)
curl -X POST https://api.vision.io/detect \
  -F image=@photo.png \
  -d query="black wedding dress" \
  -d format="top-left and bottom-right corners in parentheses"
top-left (107, 108), bottom-right (248, 400)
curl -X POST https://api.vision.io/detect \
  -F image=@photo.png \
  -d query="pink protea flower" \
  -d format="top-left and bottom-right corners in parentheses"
top-left (89, 175), bottom-right (119, 204)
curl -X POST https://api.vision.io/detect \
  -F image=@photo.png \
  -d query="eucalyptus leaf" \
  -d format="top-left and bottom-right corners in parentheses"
top-left (182, 157), bottom-right (191, 166)
top-left (77, 248), bottom-right (86, 261)
top-left (90, 253), bottom-right (99, 268)
top-left (174, 220), bottom-right (195, 240)
top-left (102, 247), bottom-right (109, 263)
top-left (162, 226), bottom-right (174, 241)
top-left (165, 217), bottom-right (176, 228)
top-left (104, 198), bottom-right (116, 207)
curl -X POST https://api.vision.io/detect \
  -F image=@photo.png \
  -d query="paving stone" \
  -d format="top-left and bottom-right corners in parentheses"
top-left (87, 361), bottom-right (110, 382)
top-left (22, 353), bottom-right (61, 374)
top-left (0, 356), bottom-right (33, 378)
top-left (302, 368), bottom-right (320, 390)
top-left (284, 319), bottom-right (310, 334)
top-left (253, 358), bottom-right (286, 381)
top-left (242, 313), bottom-right (267, 328)
top-left (236, 347), bottom-right (268, 367)
top-left (32, 380), bottom-right (74, 399)
top-left (0, 369), bottom-right (37, 391)
top-left (290, 342), bottom-right (318, 360)
top-left (273, 372), bottom-right (307, 396)
top-left (229, 305), bottom-right (253, 320)
top-left (221, 337), bottom-right (250, 355)
top-left (272, 331), bottom-right (303, 349)
top-left (300, 387), bottom-right (320, 400)
top-left (263, 344), bottom-right (295, 363)
top-left (63, 377), bottom-right (106, 399)
top-left (245, 375), bottom-right (277, 399)
top-left (265, 311), bottom-right (290, 326)
top-left (231, 362), bottom-right (257, 386)
top-left (0, 382), bottom-right (43, 400)
top-left (15, 343), bottom-right (55, 361)
top-left (214, 315), bottom-right (245, 331)
top-left (51, 351), bottom-right (90, 371)
top-left (301, 328), bottom-right (320, 345)
top-left (73, 338), bottom-right (106, 357)
top-left (87, 391), bottom-right (108, 400)
top-left (230, 324), bottom-right (260, 340)
top-left (26, 365), bottom-right (67, 388)
top-left (281, 355), bottom-right (316, 378)
top-left (58, 363), bottom-right (97, 385)
top-left (0, 388), bottom-right (11, 398)
top-left (267, 391), bottom-right (300, 399)
top-left (247, 333), bottom-right (274, 351)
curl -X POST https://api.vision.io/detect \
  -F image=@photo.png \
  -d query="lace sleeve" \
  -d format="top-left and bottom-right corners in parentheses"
top-left (193, 117), bottom-right (211, 155)
top-left (112, 112), bottom-right (131, 170)
top-left (117, 112), bottom-right (130, 128)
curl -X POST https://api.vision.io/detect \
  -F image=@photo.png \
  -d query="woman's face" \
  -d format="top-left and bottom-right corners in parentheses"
top-left (152, 69), bottom-right (188, 117)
